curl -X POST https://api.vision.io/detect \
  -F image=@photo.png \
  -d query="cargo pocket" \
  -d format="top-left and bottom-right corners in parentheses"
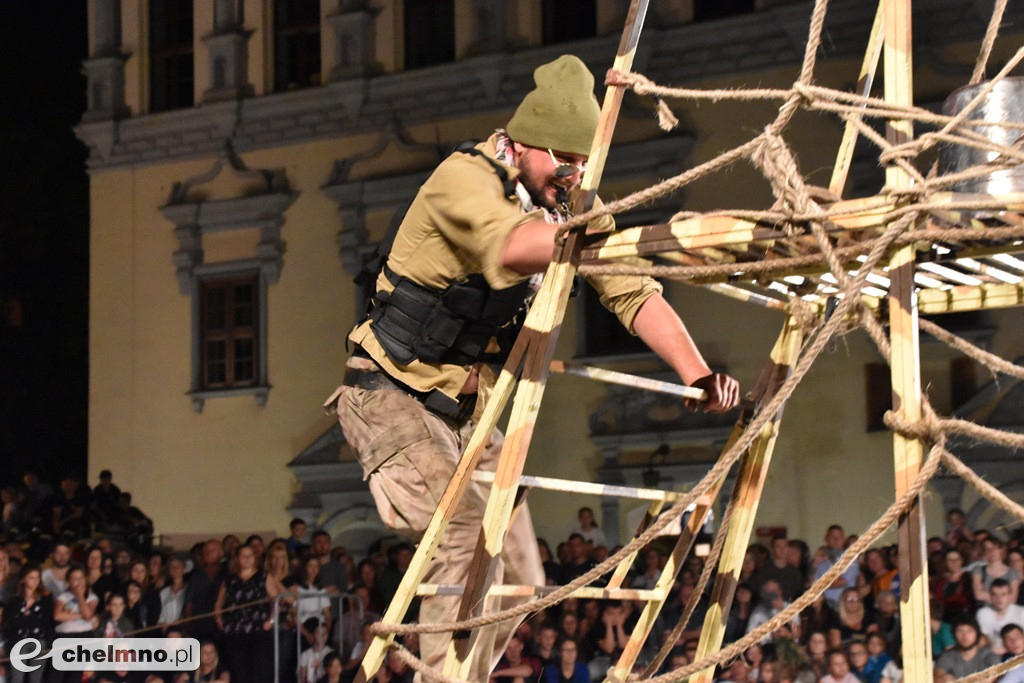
top-left (337, 387), bottom-right (433, 480)
top-left (359, 410), bottom-right (433, 477)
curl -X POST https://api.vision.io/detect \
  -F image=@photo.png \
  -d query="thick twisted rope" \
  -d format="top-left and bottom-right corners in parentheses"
top-left (885, 411), bottom-right (1024, 450)
top-left (640, 498), bottom-right (736, 678)
top-left (634, 438), bottom-right (945, 683)
top-left (919, 319), bottom-right (1024, 382)
top-left (384, 436), bottom-right (944, 683)
top-left (971, 0), bottom-right (1009, 84)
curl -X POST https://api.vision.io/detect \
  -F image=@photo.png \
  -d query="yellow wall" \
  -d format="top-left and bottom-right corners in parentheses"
top-left (89, 139), bottom-right (360, 539)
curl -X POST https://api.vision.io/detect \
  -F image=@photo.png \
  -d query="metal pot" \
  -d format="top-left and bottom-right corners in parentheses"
top-left (937, 76), bottom-right (1024, 194)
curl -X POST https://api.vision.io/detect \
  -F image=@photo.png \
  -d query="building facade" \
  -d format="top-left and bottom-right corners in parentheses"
top-left (78, 0), bottom-right (1024, 551)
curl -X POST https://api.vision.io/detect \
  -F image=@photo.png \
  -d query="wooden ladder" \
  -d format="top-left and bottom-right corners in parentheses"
top-left (353, 0), bottom-right (812, 679)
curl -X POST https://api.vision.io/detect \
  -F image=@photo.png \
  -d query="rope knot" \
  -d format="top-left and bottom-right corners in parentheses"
top-left (883, 410), bottom-right (944, 443)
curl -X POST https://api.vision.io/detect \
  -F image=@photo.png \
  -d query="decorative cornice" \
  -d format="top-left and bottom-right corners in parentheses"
top-left (75, 0), bottom-right (1022, 171)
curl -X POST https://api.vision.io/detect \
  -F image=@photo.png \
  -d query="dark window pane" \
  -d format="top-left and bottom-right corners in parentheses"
top-left (150, 0), bottom-right (194, 112)
top-left (199, 274), bottom-right (260, 390)
top-left (542, 0), bottom-right (597, 45)
top-left (274, 0), bottom-right (322, 91)
top-left (404, 0), bottom-right (454, 69)
top-left (204, 288), bottom-right (227, 330)
top-left (205, 341), bottom-right (228, 385)
top-left (234, 283), bottom-right (254, 326)
top-left (234, 338), bottom-right (255, 382)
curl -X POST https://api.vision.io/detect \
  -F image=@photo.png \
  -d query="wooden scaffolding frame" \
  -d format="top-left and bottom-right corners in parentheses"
top-left (355, 0), bottom-right (1024, 680)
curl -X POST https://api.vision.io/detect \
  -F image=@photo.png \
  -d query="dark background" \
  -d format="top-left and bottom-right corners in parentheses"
top-left (0, 2), bottom-right (90, 489)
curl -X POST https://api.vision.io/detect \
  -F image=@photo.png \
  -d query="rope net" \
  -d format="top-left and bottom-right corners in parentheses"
top-left (368, 0), bottom-right (1024, 680)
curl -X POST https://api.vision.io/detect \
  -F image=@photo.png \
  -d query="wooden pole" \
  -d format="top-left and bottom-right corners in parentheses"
top-left (883, 0), bottom-right (933, 679)
top-left (829, 1), bottom-right (885, 197)
top-left (689, 315), bottom-right (806, 683)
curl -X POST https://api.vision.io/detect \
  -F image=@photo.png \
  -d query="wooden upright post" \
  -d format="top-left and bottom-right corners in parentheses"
top-left (883, 0), bottom-right (933, 680)
top-left (689, 315), bottom-right (806, 683)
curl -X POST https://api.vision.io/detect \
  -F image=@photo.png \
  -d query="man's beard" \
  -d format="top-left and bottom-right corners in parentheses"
top-left (517, 152), bottom-right (559, 211)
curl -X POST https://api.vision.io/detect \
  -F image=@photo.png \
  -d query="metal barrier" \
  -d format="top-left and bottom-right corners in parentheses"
top-left (273, 590), bottom-right (363, 683)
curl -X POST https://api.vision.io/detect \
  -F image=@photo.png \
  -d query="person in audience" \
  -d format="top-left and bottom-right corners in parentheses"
top-left (286, 518), bottom-right (308, 559)
top-left (2, 564), bottom-right (54, 683)
top-left (934, 618), bottom-right (1001, 682)
top-left (51, 473), bottom-right (91, 541)
top-left (864, 632), bottom-right (901, 683)
top-left (214, 542), bottom-right (284, 683)
top-left (293, 553), bottom-right (333, 641)
top-left (316, 652), bottom-right (343, 683)
top-left (92, 470), bottom-right (122, 532)
top-left (872, 590), bottom-right (901, 656)
top-left (930, 599), bottom-right (956, 657)
top-left (129, 557), bottom-right (162, 633)
top-left (828, 588), bottom-right (876, 648)
top-left (184, 539), bottom-right (225, 640)
top-left (542, 639), bottom-right (590, 683)
top-left (54, 566), bottom-right (100, 682)
top-left (158, 556), bottom-right (188, 629)
top-left (747, 579), bottom-right (800, 644)
top-left (931, 549), bottom-right (975, 623)
top-left (724, 582), bottom-right (756, 644)
top-left (821, 650), bottom-right (859, 683)
top-left (973, 537), bottom-right (1021, 605)
top-left (94, 591), bottom-right (136, 637)
top-left (1000, 623), bottom-right (1024, 661)
top-left (194, 640), bottom-right (231, 683)
top-left (755, 536), bottom-right (804, 602)
top-left (944, 508), bottom-right (974, 548)
top-left (84, 544), bottom-right (118, 603)
top-left (572, 507), bottom-right (607, 549)
top-left (310, 531), bottom-right (348, 596)
top-left (492, 633), bottom-right (542, 682)
top-left (815, 526), bottom-right (860, 610)
top-left (41, 542), bottom-right (71, 595)
top-left (299, 620), bottom-right (333, 683)
top-left (975, 577), bottom-right (1024, 655)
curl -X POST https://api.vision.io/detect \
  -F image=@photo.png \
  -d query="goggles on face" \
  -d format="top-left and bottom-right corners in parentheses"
top-left (548, 149), bottom-right (587, 178)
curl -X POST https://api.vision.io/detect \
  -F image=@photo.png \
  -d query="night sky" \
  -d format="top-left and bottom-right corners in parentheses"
top-left (0, 2), bottom-right (90, 489)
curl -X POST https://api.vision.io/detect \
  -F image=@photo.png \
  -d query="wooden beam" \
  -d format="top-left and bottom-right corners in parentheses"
top-left (883, 0), bottom-right (933, 680)
top-left (689, 315), bottom-right (806, 683)
top-left (829, 2), bottom-right (885, 197)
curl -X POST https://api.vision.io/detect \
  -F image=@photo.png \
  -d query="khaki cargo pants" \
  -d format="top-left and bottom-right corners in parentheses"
top-left (330, 376), bottom-right (545, 681)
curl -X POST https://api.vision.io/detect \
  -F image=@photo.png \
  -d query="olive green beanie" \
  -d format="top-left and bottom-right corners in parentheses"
top-left (506, 55), bottom-right (600, 156)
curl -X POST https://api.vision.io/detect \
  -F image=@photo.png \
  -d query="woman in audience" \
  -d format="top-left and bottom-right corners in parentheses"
top-left (725, 582), bottom-right (756, 644)
top-left (828, 588), bottom-right (877, 648)
top-left (931, 549), bottom-right (975, 622)
top-left (972, 537), bottom-right (1021, 605)
top-left (3, 564), bottom-right (54, 683)
top-left (194, 640), bottom-right (231, 682)
top-left (54, 566), bottom-right (100, 682)
top-left (215, 542), bottom-right (284, 683)
top-left (542, 639), bottom-right (590, 683)
top-left (316, 653), bottom-right (343, 683)
top-left (84, 545), bottom-right (118, 603)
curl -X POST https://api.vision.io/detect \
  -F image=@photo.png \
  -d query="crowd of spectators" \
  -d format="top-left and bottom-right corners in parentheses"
top-left (3, 473), bottom-right (1024, 683)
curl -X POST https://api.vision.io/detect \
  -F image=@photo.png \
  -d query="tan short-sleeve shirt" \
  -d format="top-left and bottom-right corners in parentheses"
top-left (349, 133), bottom-right (662, 401)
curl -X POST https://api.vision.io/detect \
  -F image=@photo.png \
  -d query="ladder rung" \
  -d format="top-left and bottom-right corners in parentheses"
top-left (416, 583), bottom-right (667, 601)
top-left (471, 470), bottom-right (693, 504)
